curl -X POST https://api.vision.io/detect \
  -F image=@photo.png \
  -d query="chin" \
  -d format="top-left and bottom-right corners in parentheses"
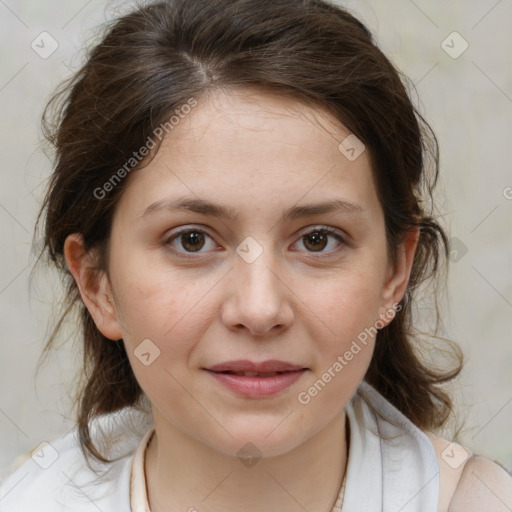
top-left (203, 422), bottom-right (311, 460)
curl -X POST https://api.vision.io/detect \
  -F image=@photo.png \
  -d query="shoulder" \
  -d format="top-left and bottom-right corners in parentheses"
top-left (449, 455), bottom-right (512, 511)
top-left (0, 426), bottom-right (134, 512)
top-left (425, 432), bottom-right (512, 512)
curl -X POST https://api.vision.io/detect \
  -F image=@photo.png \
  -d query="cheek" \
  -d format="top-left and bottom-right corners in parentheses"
top-left (296, 285), bottom-right (379, 415)
top-left (118, 280), bottom-right (205, 412)
top-left (302, 269), bottom-right (383, 390)
top-left (111, 251), bottom-right (197, 333)
top-left (311, 267), bottom-right (385, 338)
top-left (111, 262), bottom-right (219, 378)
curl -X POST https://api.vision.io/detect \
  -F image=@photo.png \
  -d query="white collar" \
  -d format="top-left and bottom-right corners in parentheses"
top-left (130, 426), bottom-right (155, 511)
top-left (341, 381), bottom-right (439, 511)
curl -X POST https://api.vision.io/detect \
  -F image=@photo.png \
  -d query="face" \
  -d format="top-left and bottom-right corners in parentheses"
top-left (68, 88), bottom-right (413, 458)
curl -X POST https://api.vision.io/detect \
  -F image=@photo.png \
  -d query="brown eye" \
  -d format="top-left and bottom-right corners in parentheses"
top-left (303, 231), bottom-right (329, 252)
top-left (180, 231), bottom-right (206, 252)
top-left (294, 227), bottom-right (346, 255)
top-left (166, 228), bottom-right (217, 254)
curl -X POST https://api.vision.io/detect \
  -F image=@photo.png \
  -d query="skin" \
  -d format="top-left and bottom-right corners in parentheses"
top-left (64, 88), bottom-right (419, 512)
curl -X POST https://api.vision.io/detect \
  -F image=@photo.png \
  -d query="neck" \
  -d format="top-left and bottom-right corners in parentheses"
top-left (145, 410), bottom-right (349, 512)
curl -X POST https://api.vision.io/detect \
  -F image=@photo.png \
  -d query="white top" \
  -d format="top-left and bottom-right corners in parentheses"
top-left (0, 380), bottom-right (504, 511)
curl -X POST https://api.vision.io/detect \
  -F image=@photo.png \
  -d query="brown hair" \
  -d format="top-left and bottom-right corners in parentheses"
top-left (36, 0), bottom-right (463, 467)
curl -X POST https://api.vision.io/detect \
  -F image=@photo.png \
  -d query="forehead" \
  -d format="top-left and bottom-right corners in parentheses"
top-left (116, 88), bottom-right (383, 224)
top-left (171, 88), bottom-right (356, 167)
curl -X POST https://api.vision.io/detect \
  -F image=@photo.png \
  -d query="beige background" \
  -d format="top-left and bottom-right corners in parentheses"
top-left (1, 0), bottom-right (511, 481)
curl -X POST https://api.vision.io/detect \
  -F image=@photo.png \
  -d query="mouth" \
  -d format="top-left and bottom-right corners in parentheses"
top-left (205, 359), bottom-right (307, 374)
top-left (210, 370), bottom-right (296, 377)
top-left (203, 360), bottom-right (308, 397)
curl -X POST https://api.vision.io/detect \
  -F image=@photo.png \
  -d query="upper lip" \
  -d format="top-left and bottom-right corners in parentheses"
top-left (205, 360), bottom-right (307, 373)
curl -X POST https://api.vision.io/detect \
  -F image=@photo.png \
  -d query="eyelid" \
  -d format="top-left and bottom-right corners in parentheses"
top-left (297, 224), bottom-right (345, 239)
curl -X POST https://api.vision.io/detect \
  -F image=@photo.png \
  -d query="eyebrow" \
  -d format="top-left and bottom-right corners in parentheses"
top-left (141, 196), bottom-right (366, 221)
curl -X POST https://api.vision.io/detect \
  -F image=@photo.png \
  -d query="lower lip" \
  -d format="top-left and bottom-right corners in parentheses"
top-left (205, 369), bottom-right (307, 398)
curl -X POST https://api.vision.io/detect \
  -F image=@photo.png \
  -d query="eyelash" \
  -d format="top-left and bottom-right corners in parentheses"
top-left (164, 225), bottom-right (348, 260)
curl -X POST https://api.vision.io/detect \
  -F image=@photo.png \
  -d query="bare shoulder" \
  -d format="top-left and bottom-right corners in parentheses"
top-left (449, 455), bottom-right (512, 511)
top-left (424, 431), bottom-right (512, 512)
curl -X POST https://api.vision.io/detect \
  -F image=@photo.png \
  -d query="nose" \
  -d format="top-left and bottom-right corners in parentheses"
top-left (221, 245), bottom-right (294, 337)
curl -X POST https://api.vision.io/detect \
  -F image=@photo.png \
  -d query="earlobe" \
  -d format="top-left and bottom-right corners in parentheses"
top-left (379, 226), bottom-right (420, 323)
top-left (63, 233), bottom-right (123, 341)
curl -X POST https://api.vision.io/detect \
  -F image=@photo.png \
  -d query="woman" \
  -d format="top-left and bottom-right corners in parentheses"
top-left (1, 0), bottom-right (510, 510)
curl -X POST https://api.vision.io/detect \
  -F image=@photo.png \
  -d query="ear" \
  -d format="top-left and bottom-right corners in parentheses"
top-left (63, 233), bottom-right (123, 341)
top-left (378, 225), bottom-right (420, 325)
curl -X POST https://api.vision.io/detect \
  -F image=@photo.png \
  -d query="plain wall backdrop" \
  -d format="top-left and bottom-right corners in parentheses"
top-left (1, 0), bottom-right (511, 481)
